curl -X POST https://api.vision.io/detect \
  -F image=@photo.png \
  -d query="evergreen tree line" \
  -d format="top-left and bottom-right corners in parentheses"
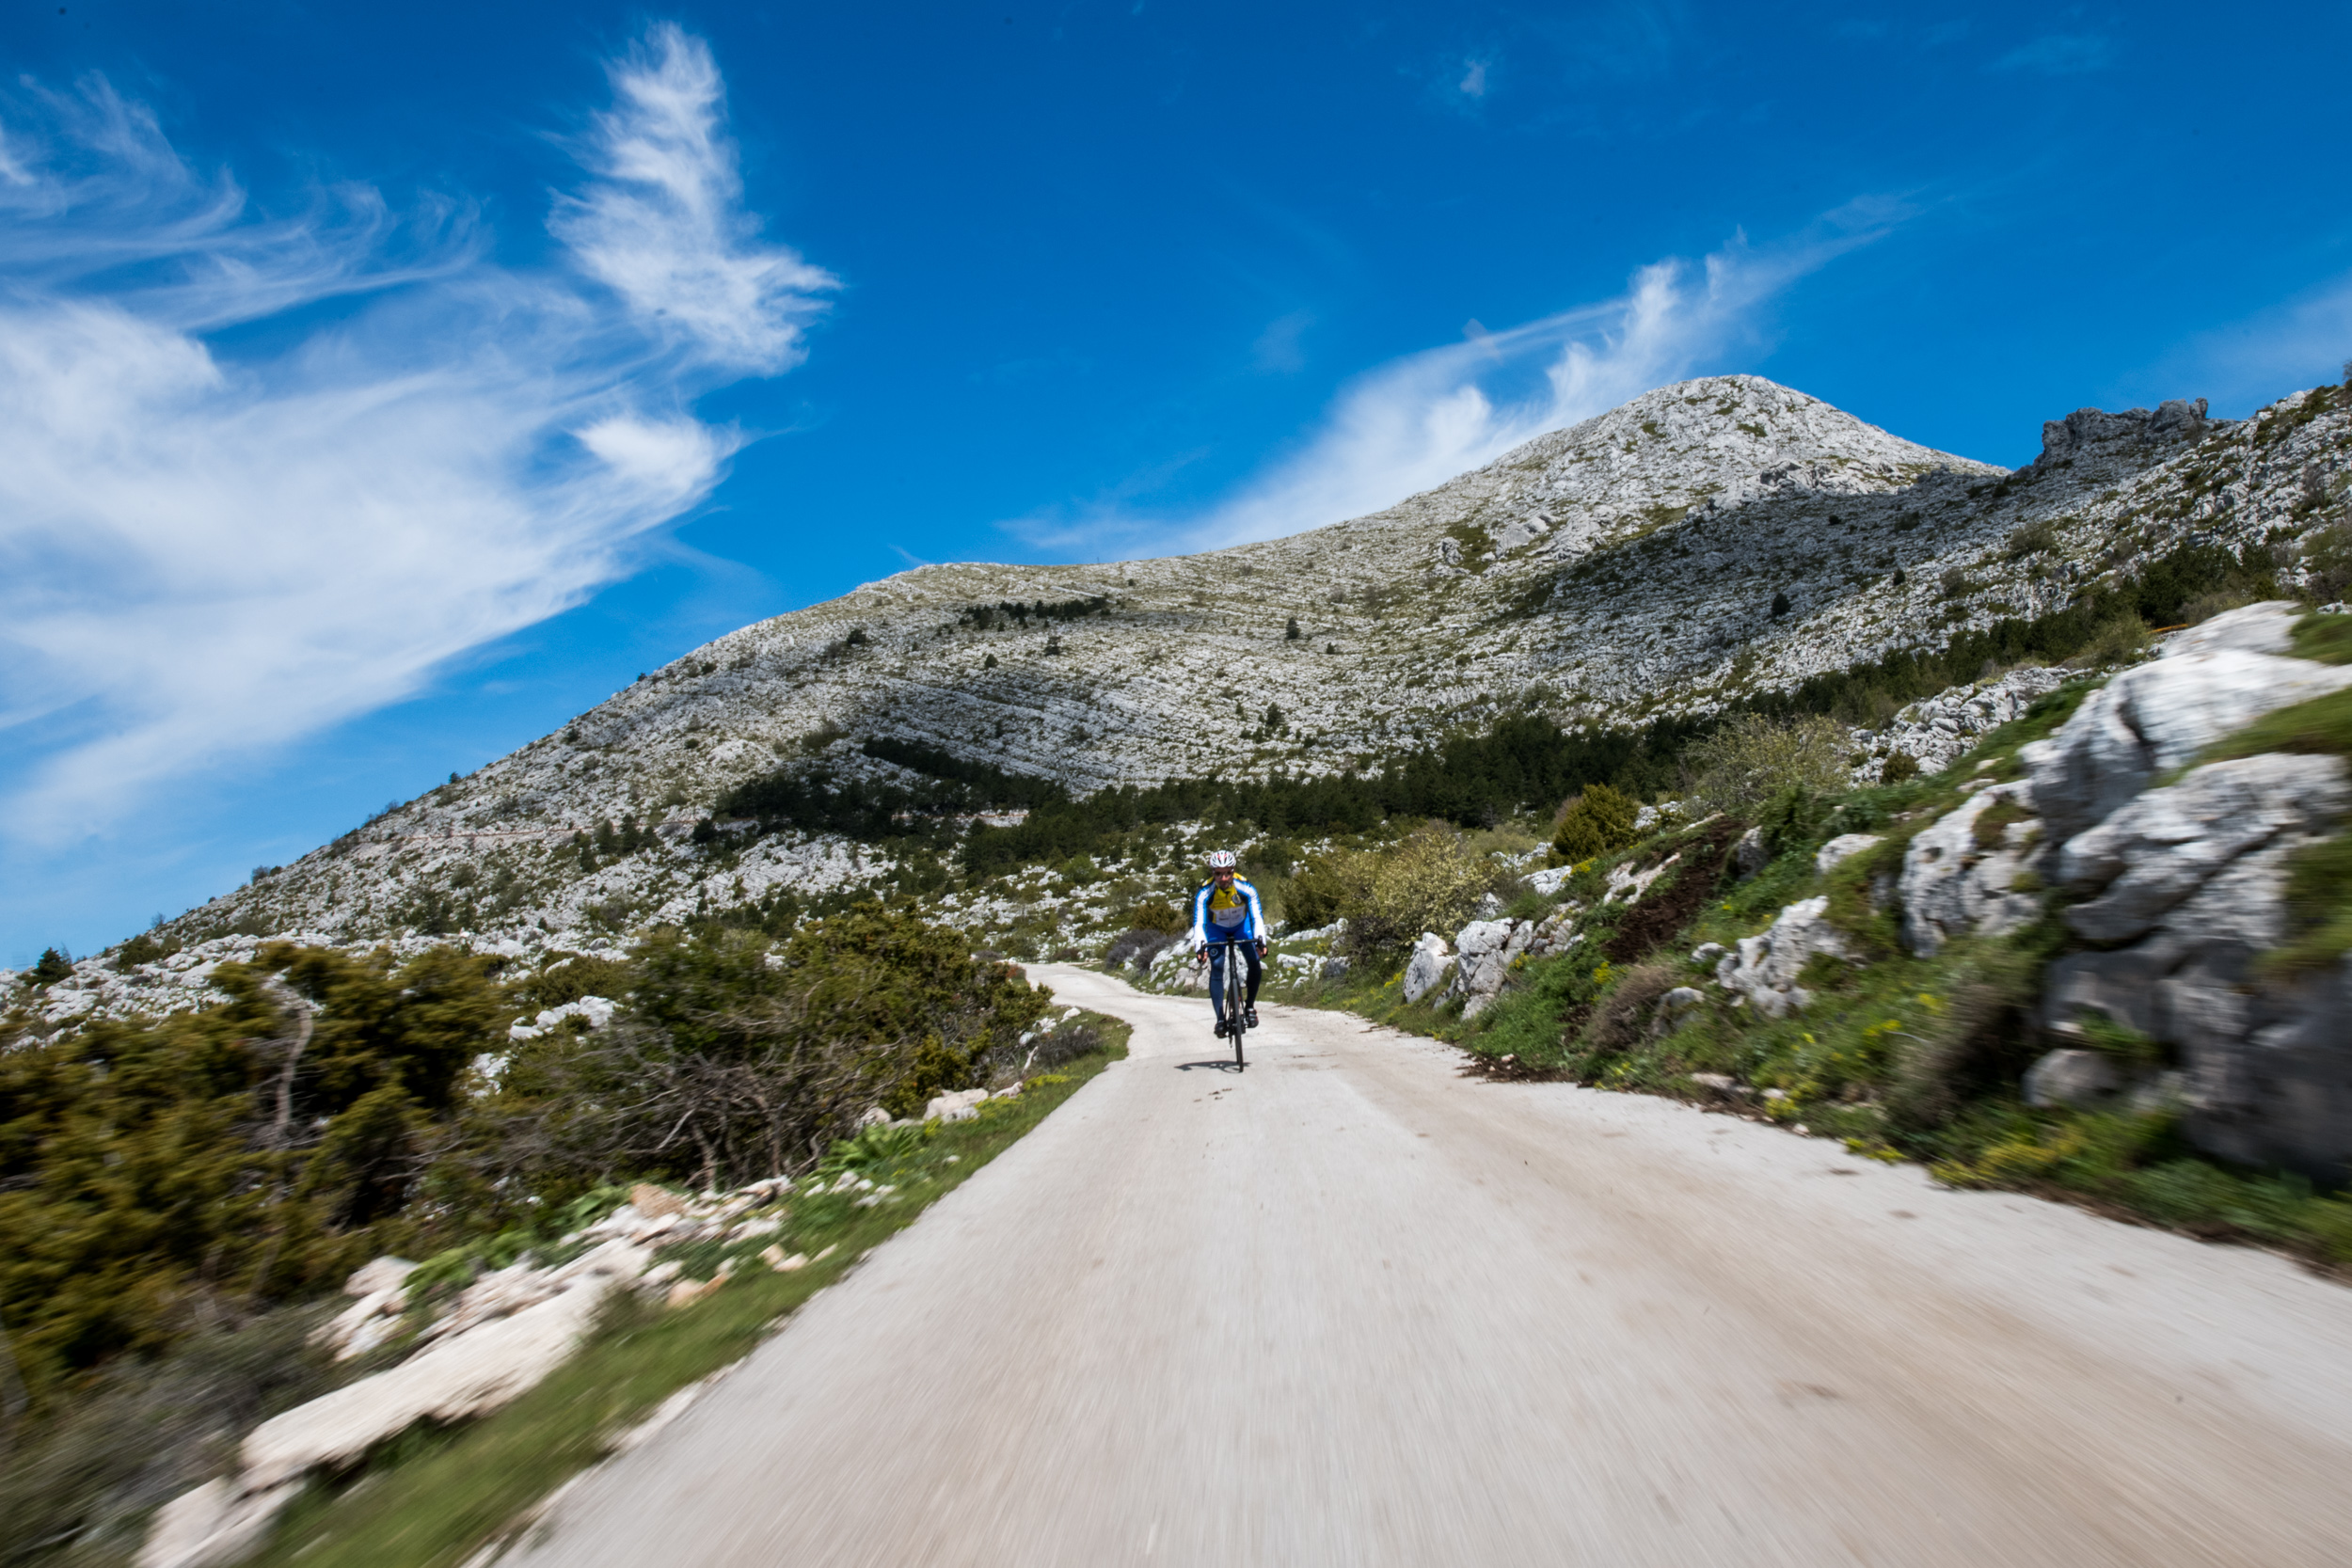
top-left (956, 594), bottom-right (1111, 630)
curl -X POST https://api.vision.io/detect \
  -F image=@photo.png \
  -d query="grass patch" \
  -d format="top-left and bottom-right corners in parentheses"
top-left (2195, 687), bottom-right (2352, 767)
top-left (1933, 1108), bottom-right (2352, 1269)
top-left (243, 1021), bottom-right (1128, 1568)
top-left (2290, 612), bottom-right (2352, 665)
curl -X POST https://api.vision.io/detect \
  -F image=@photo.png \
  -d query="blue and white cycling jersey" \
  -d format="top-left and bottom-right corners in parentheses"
top-left (1188, 877), bottom-right (1266, 946)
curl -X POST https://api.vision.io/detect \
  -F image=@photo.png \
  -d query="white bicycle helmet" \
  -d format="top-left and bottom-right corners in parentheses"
top-left (1204, 848), bottom-right (1238, 870)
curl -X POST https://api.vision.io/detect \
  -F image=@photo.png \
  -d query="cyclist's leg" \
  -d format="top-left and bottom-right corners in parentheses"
top-left (1241, 942), bottom-right (1263, 1005)
top-left (1206, 941), bottom-right (1227, 1022)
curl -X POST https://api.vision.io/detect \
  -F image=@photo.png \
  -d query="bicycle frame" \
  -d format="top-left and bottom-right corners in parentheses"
top-left (1218, 942), bottom-right (1248, 1069)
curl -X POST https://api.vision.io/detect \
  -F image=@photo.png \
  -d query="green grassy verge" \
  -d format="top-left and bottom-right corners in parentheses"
top-left (243, 1018), bottom-right (1128, 1568)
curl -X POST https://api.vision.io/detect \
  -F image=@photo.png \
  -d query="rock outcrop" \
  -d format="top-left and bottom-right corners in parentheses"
top-left (2034, 740), bottom-right (2351, 1180)
top-left (1714, 897), bottom-right (1852, 1019)
top-left (1402, 935), bottom-right (1453, 1005)
top-left (1899, 784), bottom-right (2043, 958)
top-left (2056, 754), bottom-right (2348, 943)
top-left (2023, 603), bottom-right (2352, 844)
top-left (2033, 398), bottom-right (2209, 467)
top-left (1859, 667), bottom-right (2072, 782)
top-left (1879, 601), bottom-right (2352, 1181)
top-left (1441, 906), bottom-right (1580, 1018)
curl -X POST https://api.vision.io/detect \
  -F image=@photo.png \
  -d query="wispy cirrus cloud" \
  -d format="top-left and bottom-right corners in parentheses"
top-left (0, 24), bottom-right (834, 843)
top-left (1016, 201), bottom-right (1902, 558)
top-left (1992, 33), bottom-right (2114, 74)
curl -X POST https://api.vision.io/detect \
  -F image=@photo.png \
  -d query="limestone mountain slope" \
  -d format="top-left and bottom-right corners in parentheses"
top-left (114, 373), bottom-right (2352, 962)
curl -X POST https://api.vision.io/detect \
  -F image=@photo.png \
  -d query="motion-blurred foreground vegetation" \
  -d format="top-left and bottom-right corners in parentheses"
top-left (0, 905), bottom-right (1053, 1565)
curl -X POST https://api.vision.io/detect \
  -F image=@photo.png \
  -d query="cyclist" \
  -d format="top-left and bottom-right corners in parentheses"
top-left (1188, 849), bottom-right (1266, 1037)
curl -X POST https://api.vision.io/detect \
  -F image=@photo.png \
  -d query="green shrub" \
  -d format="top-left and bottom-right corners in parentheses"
top-left (1121, 900), bottom-right (1184, 934)
top-left (2004, 518), bottom-right (2058, 559)
top-left (1884, 946), bottom-right (2042, 1131)
top-left (1581, 961), bottom-right (1677, 1056)
top-left (1296, 824), bottom-right (1509, 962)
top-left (491, 911), bottom-right (1054, 1190)
top-left (0, 946), bottom-right (507, 1407)
top-left (1680, 713), bottom-right (1852, 811)
top-left (1550, 783), bottom-right (1638, 861)
top-left (1878, 751), bottom-right (1919, 785)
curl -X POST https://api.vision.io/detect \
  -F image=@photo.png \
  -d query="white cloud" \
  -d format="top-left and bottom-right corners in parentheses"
top-left (0, 28), bottom-right (834, 843)
top-left (2133, 271), bottom-right (2352, 417)
top-left (1018, 210), bottom-right (1896, 557)
top-left (1992, 34), bottom-right (2113, 74)
top-left (551, 25), bottom-right (836, 373)
top-left (1458, 58), bottom-right (1491, 99)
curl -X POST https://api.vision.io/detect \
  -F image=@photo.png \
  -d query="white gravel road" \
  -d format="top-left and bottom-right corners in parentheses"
top-left (509, 967), bottom-right (2352, 1567)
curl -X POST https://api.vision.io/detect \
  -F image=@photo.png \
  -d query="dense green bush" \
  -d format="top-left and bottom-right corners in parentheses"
top-left (1550, 784), bottom-right (1638, 863)
top-left (468, 909), bottom-right (1051, 1196)
top-left (0, 945), bottom-right (504, 1407)
top-left (1267, 824), bottom-right (1508, 961)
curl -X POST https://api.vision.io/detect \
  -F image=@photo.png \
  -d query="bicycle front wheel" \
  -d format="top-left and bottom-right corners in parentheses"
top-left (1228, 947), bottom-right (1248, 1069)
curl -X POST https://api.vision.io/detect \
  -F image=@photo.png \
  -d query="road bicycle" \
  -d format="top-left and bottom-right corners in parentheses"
top-left (1200, 941), bottom-right (1251, 1070)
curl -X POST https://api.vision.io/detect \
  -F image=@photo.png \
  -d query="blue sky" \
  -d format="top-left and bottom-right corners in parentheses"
top-left (6, 1), bottom-right (2350, 964)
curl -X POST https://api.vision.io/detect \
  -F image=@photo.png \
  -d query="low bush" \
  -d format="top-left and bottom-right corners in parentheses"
top-left (1550, 784), bottom-right (1637, 862)
top-left (1339, 824), bottom-right (1513, 962)
top-left (1680, 713), bottom-right (1851, 811)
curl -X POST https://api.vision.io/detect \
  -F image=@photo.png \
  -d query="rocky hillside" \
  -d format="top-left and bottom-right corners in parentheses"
top-left (34, 373), bottom-right (2350, 1000)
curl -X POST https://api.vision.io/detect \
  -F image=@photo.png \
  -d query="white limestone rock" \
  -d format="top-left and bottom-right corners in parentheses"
top-left (2023, 1049), bottom-right (2125, 1109)
top-left (1899, 786), bottom-right (2043, 957)
top-left (2057, 754), bottom-right (2349, 943)
top-left (1402, 933), bottom-right (1453, 1005)
top-left (1814, 833), bottom-right (1883, 876)
top-left (343, 1256), bottom-right (418, 1298)
top-left (926, 1087), bottom-right (991, 1123)
top-left (1521, 864), bottom-right (1573, 895)
top-left (1714, 897), bottom-right (1851, 1019)
top-left (1732, 827), bottom-right (1770, 879)
top-left (226, 1237), bottom-right (649, 1519)
top-left (2156, 599), bottom-right (2303, 659)
top-left (1448, 918), bottom-right (1539, 1018)
top-left (2026, 608), bottom-right (2352, 843)
top-left (1522, 905), bottom-right (1580, 958)
top-left (136, 1478), bottom-right (307, 1568)
top-left (1861, 668), bottom-right (2072, 782)
top-left (1605, 850), bottom-right (1680, 905)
